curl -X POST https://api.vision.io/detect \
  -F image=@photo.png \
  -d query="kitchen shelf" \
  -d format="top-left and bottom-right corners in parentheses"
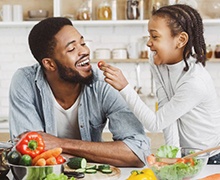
top-left (207, 58), bottom-right (220, 62)
top-left (0, 20), bottom-right (149, 28)
top-left (0, 19), bottom-right (220, 28)
top-left (202, 19), bottom-right (220, 26)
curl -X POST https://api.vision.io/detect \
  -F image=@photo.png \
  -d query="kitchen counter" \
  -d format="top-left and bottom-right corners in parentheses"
top-left (118, 165), bottom-right (220, 180)
top-left (5, 164), bottom-right (220, 180)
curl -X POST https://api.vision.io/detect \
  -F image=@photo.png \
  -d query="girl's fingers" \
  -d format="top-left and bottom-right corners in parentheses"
top-left (103, 71), bottom-right (116, 81)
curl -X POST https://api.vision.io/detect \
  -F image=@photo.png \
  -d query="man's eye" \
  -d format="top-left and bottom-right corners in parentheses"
top-left (67, 48), bottom-right (75, 52)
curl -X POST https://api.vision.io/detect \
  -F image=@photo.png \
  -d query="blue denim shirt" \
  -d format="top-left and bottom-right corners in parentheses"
top-left (9, 63), bottom-right (151, 164)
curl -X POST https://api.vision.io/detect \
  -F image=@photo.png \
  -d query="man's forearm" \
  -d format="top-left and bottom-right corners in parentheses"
top-left (38, 132), bottom-right (144, 167)
top-left (61, 139), bottom-right (144, 167)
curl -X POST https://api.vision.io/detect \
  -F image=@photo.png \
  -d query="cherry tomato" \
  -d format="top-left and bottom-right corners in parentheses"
top-left (97, 60), bottom-right (104, 68)
top-left (56, 155), bottom-right (66, 164)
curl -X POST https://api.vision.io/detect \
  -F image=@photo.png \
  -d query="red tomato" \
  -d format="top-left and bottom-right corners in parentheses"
top-left (56, 155), bottom-right (66, 164)
top-left (97, 60), bottom-right (104, 68)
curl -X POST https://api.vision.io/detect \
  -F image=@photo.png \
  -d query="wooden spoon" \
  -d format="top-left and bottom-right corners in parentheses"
top-left (157, 146), bottom-right (220, 164)
top-left (183, 146), bottom-right (220, 159)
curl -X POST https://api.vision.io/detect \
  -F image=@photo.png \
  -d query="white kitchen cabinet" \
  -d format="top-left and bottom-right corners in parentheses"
top-left (0, 0), bottom-right (219, 25)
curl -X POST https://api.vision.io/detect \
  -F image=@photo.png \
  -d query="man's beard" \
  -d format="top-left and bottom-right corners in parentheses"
top-left (54, 59), bottom-right (93, 85)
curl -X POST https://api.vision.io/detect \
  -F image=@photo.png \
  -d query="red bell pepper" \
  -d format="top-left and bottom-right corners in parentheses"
top-left (16, 131), bottom-right (45, 158)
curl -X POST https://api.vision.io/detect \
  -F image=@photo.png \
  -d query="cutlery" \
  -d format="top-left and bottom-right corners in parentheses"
top-left (183, 146), bottom-right (220, 159)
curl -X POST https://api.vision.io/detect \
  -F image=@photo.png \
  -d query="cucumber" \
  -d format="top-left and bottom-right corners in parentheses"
top-left (101, 169), bottom-right (112, 174)
top-left (86, 165), bottom-right (97, 170)
top-left (97, 164), bottom-right (110, 171)
top-left (85, 169), bottom-right (97, 174)
top-left (75, 168), bottom-right (86, 173)
top-left (67, 157), bottom-right (87, 169)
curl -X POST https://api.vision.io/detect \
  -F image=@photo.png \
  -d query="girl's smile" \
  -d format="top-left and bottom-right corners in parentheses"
top-left (147, 16), bottom-right (185, 65)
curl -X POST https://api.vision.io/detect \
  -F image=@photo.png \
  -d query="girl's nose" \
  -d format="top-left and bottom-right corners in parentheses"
top-left (147, 37), bottom-right (152, 47)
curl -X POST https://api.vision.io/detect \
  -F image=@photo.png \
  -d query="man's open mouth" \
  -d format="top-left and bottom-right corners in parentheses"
top-left (76, 59), bottom-right (90, 67)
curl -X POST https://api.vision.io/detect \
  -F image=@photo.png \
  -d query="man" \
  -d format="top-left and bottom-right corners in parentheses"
top-left (9, 17), bottom-right (150, 167)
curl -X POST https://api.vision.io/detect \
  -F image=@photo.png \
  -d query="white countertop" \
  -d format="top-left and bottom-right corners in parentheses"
top-left (118, 165), bottom-right (220, 179)
top-left (6, 164), bottom-right (220, 180)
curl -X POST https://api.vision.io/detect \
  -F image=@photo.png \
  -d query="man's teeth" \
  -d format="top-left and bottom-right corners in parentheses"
top-left (77, 59), bottom-right (89, 66)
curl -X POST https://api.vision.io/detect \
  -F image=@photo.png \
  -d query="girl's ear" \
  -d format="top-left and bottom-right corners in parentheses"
top-left (42, 58), bottom-right (56, 71)
top-left (177, 32), bottom-right (188, 48)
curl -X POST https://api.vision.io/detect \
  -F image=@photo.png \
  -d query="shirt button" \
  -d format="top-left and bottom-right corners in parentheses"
top-left (80, 125), bottom-right (84, 128)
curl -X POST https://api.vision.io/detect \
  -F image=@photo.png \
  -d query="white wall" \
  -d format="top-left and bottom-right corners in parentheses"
top-left (0, 23), bottom-right (220, 118)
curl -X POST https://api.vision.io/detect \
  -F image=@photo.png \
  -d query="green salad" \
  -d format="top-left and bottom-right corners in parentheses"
top-left (44, 173), bottom-right (75, 180)
top-left (150, 145), bottom-right (205, 180)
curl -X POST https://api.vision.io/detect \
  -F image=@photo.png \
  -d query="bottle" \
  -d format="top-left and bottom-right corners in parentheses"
top-left (111, 0), bottom-right (117, 20)
top-left (87, 0), bottom-right (92, 19)
top-left (155, 101), bottom-right (158, 112)
top-left (126, 0), bottom-right (140, 20)
top-left (97, 0), bottom-right (112, 20)
top-left (139, 0), bottom-right (144, 20)
top-left (77, 0), bottom-right (91, 20)
top-left (206, 44), bottom-right (213, 59)
top-left (139, 36), bottom-right (149, 59)
top-left (214, 44), bottom-right (220, 59)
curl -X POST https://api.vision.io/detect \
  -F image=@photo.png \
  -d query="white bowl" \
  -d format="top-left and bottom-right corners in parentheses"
top-left (147, 147), bottom-right (209, 180)
top-left (28, 10), bottom-right (49, 18)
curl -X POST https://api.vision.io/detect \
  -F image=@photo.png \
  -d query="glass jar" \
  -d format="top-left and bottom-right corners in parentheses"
top-left (206, 44), bottom-right (213, 59)
top-left (139, 36), bottom-right (149, 59)
top-left (77, 0), bottom-right (91, 20)
top-left (97, 0), bottom-right (112, 20)
top-left (126, 0), bottom-right (140, 20)
top-left (215, 44), bottom-right (220, 58)
top-left (148, 0), bottom-right (168, 16)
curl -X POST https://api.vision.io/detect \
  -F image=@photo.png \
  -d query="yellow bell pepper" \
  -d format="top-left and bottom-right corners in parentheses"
top-left (127, 168), bottom-right (157, 180)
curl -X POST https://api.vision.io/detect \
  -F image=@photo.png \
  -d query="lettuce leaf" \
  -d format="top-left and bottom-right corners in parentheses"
top-left (44, 173), bottom-right (75, 180)
top-left (156, 145), bottom-right (179, 158)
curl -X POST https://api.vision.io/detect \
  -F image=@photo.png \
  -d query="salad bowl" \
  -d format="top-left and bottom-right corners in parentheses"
top-left (147, 146), bottom-right (209, 180)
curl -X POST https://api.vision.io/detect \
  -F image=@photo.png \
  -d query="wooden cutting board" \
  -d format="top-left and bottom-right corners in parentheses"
top-left (64, 163), bottom-right (121, 180)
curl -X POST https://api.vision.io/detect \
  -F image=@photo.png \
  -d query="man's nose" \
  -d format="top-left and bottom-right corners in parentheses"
top-left (78, 44), bottom-right (90, 55)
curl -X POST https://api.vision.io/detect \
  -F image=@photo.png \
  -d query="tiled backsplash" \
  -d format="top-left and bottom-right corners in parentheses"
top-left (0, 24), bottom-right (220, 117)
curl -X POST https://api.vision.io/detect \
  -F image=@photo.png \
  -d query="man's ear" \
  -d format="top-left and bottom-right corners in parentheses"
top-left (177, 32), bottom-right (188, 48)
top-left (42, 58), bottom-right (56, 71)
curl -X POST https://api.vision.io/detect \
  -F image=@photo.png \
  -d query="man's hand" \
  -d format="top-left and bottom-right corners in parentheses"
top-left (37, 131), bottom-right (62, 150)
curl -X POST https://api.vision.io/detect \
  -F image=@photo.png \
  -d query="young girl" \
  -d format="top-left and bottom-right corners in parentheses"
top-left (99, 4), bottom-right (220, 164)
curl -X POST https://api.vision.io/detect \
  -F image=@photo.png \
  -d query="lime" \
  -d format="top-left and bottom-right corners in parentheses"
top-left (19, 154), bottom-right (32, 166)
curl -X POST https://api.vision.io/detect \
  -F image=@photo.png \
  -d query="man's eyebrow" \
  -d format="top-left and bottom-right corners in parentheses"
top-left (65, 36), bottom-right (84, 48)
top-left (65, 40), bottom-right (75, 48)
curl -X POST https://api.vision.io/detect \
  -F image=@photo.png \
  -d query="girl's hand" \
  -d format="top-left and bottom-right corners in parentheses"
top-left (98, 60), bottom-right (128, 91)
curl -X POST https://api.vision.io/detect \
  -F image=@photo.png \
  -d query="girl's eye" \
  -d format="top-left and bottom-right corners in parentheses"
top-left (81, 43), bottom-right (86, 46)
